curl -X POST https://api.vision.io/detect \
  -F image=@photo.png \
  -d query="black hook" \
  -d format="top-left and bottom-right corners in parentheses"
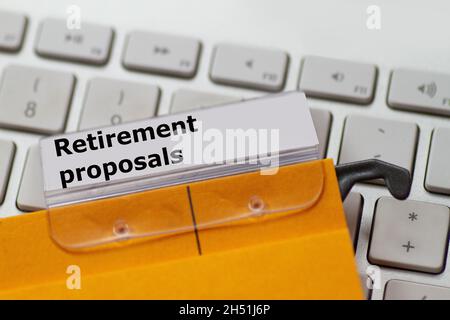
top-left (335, 159), bottom-right (411, 201)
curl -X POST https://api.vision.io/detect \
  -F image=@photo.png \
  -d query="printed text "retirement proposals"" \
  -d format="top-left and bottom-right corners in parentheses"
top-left (53, 115), bottom-right (198, 188)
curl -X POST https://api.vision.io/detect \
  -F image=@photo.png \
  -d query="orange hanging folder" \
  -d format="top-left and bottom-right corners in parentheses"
top-left (0, 158), bottom-right (412, 299)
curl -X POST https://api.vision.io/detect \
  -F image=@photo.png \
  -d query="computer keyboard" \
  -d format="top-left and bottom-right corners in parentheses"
top-left (1, 1), bottom-right (450, 300)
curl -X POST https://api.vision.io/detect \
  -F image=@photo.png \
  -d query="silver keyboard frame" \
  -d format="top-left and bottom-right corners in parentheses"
top-left (1, 0), bottom-right (450, 299)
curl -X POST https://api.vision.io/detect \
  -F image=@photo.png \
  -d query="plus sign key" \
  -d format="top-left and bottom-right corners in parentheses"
top-left (369, 197), bottom-right (450, 273)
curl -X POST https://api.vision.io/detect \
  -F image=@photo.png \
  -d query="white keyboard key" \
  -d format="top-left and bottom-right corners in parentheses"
top-left (17, 146), bottom-right (46, 212)
top-left (343, 192), bottom-right (363, 246)
top-left (0, 140), bottom-right (15, 204)
top-left (310, 109), bottom-right (331, 159)
top-left (78, 78), bottom-right (160, 130)
top-left (339, 115), bottom-right (418, 177)
top-left (385, 280), bottom-right (450, 300)
top-left (170, 89), bottom-right (239, 114)
top-left (388, 69), bottom-right (450, 116)
top-left (0, 65), bottom-right (75, 134)
top-left (210, 44), bottom-right (288, 92)
top-left (123, 31), bottom-right (200, 78)
top-left (425, 127), bottom-right (450, 195)
top-left (0, 11), bottom-right (27, 52)
top-left (369, 197), bottom-right (450, 273)
top-left (299, 56), bottom-right (377, 104)
top-left (36, 18), bottom-right (113, 65)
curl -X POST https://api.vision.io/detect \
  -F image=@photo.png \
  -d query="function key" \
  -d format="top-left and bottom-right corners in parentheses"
top-left (388, 69), bottom-right (450, 116)
top-left (299, 56), bottom-right (377, 104)
top-left (123, 31), bottom-right (201, 78)
top-left (0, 11), bottom-right (27, 52)
top-left (36, 18), bottom-right (113, 65)
top-left (210, 44), bottom-right (288, 92)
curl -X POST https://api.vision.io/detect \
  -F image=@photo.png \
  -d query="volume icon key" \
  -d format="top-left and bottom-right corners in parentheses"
top-left (417, 82), bottom-right (437, 98)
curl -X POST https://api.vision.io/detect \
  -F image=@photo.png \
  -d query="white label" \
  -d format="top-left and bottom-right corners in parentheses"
top-left (40, 91), bottom-right (318, 194)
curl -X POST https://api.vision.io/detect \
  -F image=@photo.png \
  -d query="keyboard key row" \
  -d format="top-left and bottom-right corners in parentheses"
top-left (0, 67), bottom-right (330, 141)
top-left (6, 11), bottom-right (450, 116)
top-left (1, 65), bottom-right (447, 203)
top-left (4, 11), bottom-right (450, 119)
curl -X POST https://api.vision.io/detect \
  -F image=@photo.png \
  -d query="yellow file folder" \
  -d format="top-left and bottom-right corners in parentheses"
top-left (0, 159), bottom-right (365, 299)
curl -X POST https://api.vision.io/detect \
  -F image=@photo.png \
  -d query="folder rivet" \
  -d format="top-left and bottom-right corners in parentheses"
top-left (249, 196), bottom-right (265, 214)
top-left (113, 220), bottom-right (129, 236)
